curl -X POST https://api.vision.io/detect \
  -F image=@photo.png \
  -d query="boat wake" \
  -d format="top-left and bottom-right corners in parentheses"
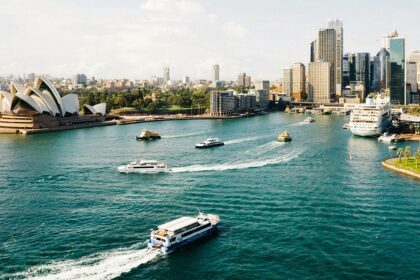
top-left (162, 131), bottom-right (204, 139)
top-left (170, 152), bottom-right (299, 173)
top-left (224, 136), bottom-right (262, 145)
top-left (246, 141), bottom-right (285, 155)
top-left (13, 244), bottom-right (158, 280)
top-left (289, 121), bottom-right (307, 126)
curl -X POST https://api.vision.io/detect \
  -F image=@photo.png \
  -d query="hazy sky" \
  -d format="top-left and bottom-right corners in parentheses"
top-left (0, 0), bottom-right (419, 80)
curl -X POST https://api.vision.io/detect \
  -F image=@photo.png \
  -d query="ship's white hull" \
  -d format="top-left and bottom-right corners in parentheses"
top-left (117, 166), bottom-right (170, 173)
top-left (349, 127), bottom-right (381, 137)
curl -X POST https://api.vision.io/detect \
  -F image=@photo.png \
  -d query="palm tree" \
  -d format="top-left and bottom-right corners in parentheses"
top-left (404, 146), bottom-right (412, 165)
top-left (414, 149), bottom-right (420, 168)
top-left (397, 147), bottom-right (404, 162)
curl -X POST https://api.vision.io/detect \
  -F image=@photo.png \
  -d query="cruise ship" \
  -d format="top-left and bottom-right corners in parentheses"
top-left (148, 212), bottom-right (220, 254)
top-left (349, 96), bottom-right (391, 137)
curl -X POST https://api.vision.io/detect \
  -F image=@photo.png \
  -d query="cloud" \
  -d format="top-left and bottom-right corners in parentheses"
top-left (141, 0), bottom-right (204, 14)
top-left (222, 21), bottom-right (247, 37)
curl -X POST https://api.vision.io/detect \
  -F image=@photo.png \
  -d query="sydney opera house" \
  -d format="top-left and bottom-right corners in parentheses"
top-left (0, 76), bottom-right (106, 133)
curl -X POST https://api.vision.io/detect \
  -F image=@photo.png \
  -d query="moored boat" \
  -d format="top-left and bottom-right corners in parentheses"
top-left (349, 96), bottom-right (391, 137)
top-left (147, 212), bottom-right (220, 254)
top-left (342, 123), bottom-right (350, 129)
top-left (195, 138), bottom-right (224, 148)
top-left (277, 130), bottom-right (292, 142)
top-left (137, 130), bottom-right (161, 140)
top-left (378, 132), bottom-right (397, 144)
top-left (117, 160), bottom-right (169, 173)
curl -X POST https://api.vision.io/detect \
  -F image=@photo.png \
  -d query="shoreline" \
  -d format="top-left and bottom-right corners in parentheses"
top-left (0, 114), bottom-right (245, 135)
top-left (382, 158), bottom-right (420, 180)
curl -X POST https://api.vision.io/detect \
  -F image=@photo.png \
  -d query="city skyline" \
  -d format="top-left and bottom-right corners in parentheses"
top-left (0, 0), bottom-right (419, 80)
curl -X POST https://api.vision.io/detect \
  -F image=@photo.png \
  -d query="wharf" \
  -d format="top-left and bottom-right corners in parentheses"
top-left (396, 134), bottom-right (420, 142)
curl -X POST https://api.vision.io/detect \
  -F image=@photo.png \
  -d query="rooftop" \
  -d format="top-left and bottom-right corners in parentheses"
top-left (158, 216), bottom-right (197, 232)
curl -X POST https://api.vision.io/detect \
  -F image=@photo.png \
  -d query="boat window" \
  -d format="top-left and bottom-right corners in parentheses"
top-left (180, 223), bottom-right (212, 238)
top-left (170, 237), bottom-right (176, 242)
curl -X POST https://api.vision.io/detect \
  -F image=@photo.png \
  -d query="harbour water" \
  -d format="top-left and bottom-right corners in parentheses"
top-left (1, 113), bottom-right (420, 279)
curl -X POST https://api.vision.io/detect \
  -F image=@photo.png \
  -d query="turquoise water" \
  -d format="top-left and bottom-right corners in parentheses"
top-left (1, 113), bottom-right (420, 279)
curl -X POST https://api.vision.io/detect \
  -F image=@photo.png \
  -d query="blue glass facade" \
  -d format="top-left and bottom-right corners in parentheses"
top-left (390, 38), bottom-right (405, 104)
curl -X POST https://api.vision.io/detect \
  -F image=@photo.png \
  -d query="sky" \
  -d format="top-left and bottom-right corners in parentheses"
top-left (0, 0), bottom-right (419, 80)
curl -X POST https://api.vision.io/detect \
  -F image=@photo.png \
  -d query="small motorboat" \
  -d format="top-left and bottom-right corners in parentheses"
top-left (195, 138), bottom-right (224, 148)
top-left (388, 144), bottom-right (397, 150)
top-left (303, 117), bottom-right (315, 123)
top-left (277, 130), bottom-right (292, 142)
top-left (378, 132), bottom-right (397, 144)
top-left (137, 130), bottom-right (161, 140)
top-left (342, 123), bottom-right (350, 129)
top-left (117, 160), bottom-right (170, 173)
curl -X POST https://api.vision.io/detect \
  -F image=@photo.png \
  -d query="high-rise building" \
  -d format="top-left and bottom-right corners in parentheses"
top-left (283, 68), bottom-right (293, 97)
top-left (254, 80), bottom-right (270, 109)
top-left (389, 37), bottom-right (406, 104)
top-left (238, 73), bottom-right (251, 87)
top-left (163, 67), bottom-right (170, 82)
top-left (73, 74), bottom-right (87, 86)
top-left (212, 64), bottom-right (220, 82)
top-left (310, 40), bottom-right (318, 62)
top-left (245, 76), bottom-right (251, 87)
top-left (406, 62), bottom-right (417, 93)
top-left (308, 62), bottom-right (331, 103)
top-left (382, 30), bottom-right (399, 52)
top-left (409, 51), bottom-right (420, 90)
top-left (372, 48), bottom-right (390, 92)
top-left (292, 63), bottom-right (306, 101)
top-left (182, 76), bottom-right (190, 83)
top-left (328, 19), bottom-right (343, 96)
top-left (342, 53), bottom-right (351, 88)
top-left (318, 28), bottom-right (336, 97)
top-left (354, 53), bottom-right (371, 100)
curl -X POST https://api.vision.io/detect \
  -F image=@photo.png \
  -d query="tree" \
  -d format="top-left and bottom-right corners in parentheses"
top-left (397, 148), bottom-right (404, 162)
top-left (404, 146), bottom-right (412, 164)
top-left (414, 152), bottom-right (420, 169)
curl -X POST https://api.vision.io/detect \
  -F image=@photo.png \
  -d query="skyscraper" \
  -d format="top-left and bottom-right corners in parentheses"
top-left (310, 40), bottom-right (318, 62)
top-left (163, 67), bottom-right (170, 82)
top-left (318, 28), bottom-right (336, 97)
top-left (308, 62), bottom-right (331, 103)
top-left (328, 19), bottom-right (343, 96)
top-left (212, 64), bottom-right (220, 82)
top-left (409, 51), bottom-right (420, 90)
top-left (283, 68), bottom-right (293, 97)
top-left (354, 53), bottom-right (371, 100)
top-left (382, 30), bottom-right (399, 52)
top-left (389, 37), bottom-right (406, 104)
top-left (292, 63), bottom-right (306, 101)
top-left (372, 48), bottom-right (390, 92)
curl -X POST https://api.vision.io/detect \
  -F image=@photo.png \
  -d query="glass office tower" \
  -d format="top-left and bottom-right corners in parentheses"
top-left (390, 38), bottom-right (405, 104)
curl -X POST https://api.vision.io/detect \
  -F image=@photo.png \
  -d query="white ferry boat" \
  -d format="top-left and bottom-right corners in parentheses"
top-left (195, 138), bottom-right (224, 148)
top-left (349, 96), bottom-right (391, 137)
top-left (117, 160), bottom-right (170, 173)
top-left (148, 212), bottom-right (220, 254)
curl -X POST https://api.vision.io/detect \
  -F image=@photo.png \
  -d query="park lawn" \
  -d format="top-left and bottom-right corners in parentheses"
top-left (389, 158), bottom-right (420, 174)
